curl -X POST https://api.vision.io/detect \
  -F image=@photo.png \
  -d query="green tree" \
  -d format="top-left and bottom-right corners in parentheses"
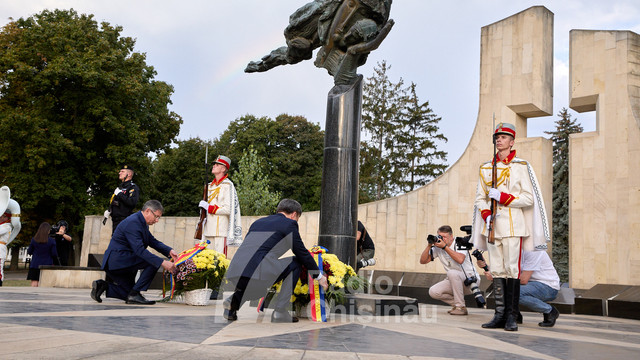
top-left (358, 141), bottom-right (382, 204)
top-left (0, 9), bottom-right (181, 266)
top-left (544, 108), bottom-right (583, 282)
top-left (235, 145), bottom-right (281, 216)
top-left (394, 83), bottom-right (448, 192)
top-left (149, 138), bottom-right (216, 216)
top-left (216, 114), bottom-right (324, 211)
top-left (361, 60), bottom-right (406, 200)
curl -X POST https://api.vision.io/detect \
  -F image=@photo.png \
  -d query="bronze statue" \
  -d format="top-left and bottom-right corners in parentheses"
top-left (245, 0), bottom-right (394, 85)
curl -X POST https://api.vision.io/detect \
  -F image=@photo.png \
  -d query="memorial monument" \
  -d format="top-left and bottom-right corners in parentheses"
top-left (245, 0), bottom-right (394, 269)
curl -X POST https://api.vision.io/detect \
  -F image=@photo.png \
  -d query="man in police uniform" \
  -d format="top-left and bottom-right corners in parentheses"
top-left (472, 122), bottom-right (550, 331)
top-left (198, 155), bottom-right (242, 255)
top-left (104, 165), bottom-right (140, 234)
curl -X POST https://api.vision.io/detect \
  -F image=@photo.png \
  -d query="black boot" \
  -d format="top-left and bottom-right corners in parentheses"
top-left (539, 306), bottom-right (559, 327)
top-left (482, 278), bottom-right (507, 328)
top-left (504, 278), bottom-right (520, 331)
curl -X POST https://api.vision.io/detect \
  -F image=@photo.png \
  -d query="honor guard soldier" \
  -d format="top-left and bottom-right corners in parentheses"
top-left (198, 155), bottom-right (242, 256)
top-left (104, 165), bottom-right (140, 234)
top-left (472, 122), bottom-right (550, 332)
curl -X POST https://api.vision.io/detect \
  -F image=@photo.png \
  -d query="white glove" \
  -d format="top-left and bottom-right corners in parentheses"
top-left (104, 210), bottom-right (111, 218)
top-left (488, 188), bottom-right (501, 201)
top-left (486, 213), bottom-right (500, 225)
top-left (199, 200), bottom-right (209, 210)
top-left (113, 188), bottom-right (122, 195)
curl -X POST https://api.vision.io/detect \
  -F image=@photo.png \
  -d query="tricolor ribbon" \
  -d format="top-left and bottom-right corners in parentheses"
top-left (308, 246), bottom-right (327, 322)
top-left (163, 240), bottom-right (209, 299)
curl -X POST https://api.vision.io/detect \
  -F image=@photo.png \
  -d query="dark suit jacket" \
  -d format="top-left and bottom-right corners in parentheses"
top-left (102, 211), bottom-right (172, 271)
top-left (27, 237), bottom-right (58, 269)
top-left (226, 213), bottom-right (320, 282)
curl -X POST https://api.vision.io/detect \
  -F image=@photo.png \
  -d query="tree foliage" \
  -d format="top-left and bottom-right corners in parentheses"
top-left (361, 60), bottom-right (406, 199)
top-left (544, 108), bottom-right (583, 282)
top-left (235, 145), bottom-right (281, 216)
top-left (394, 83), bottom-right (448, 192)
top-left (216, 114), bottom-right (324, 211)
top-left (0, 9), bottom-right (181, 262)
top-left (361, 61), bottom-right (447, 200)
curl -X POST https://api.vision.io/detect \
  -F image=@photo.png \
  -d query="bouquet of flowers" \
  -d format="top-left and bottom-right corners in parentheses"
top-left (267, 246), bottom-right (368, 312)
top-left (165, 246), bottom-right (230, 298)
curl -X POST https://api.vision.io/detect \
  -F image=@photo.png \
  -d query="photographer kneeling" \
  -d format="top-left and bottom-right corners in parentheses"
top-left (420, 225), bottom-right (480, 315)
top-left (356, 221), bottom-right (375, 270)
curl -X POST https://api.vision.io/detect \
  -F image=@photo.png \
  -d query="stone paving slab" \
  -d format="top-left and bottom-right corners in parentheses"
top-left (1, 286), bottom-right (640, 359)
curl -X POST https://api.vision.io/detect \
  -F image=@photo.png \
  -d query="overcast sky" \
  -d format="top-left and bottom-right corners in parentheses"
top-left (2, 0), bottom-right (640, 165)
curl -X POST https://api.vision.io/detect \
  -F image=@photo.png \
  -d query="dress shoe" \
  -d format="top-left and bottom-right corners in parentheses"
top-left (449, 306), bottom-right (468, 315)
top-left (125, 293), bottom-right (156, 305)
top-left (224, 308), bottom-right (238, 321)
top-left (91, 280), bottom-right (108, 303)
top-left (539, 306), bottom-right (559, 327)
top-left (271, 309), bottom-right (299, 323)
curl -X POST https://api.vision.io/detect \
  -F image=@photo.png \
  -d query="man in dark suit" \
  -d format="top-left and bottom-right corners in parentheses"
top-left (91, 200), bottom-right (178, 305)
top-left (223, 199), bottom-right (328, 322)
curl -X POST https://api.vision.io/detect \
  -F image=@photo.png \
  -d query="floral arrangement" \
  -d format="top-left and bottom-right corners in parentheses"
top-left (168, 248), bottom-right (230, 297)
top-left (268, 246), bottom-right (368, 311)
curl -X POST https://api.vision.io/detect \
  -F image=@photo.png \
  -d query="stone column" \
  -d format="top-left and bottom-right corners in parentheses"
top-left (318, 75), bottom-right (363, 269)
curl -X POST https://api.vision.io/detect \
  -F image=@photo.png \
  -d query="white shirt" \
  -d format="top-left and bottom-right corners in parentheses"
top-left (432, 245), bottom-right (479, 279)
top-left (521, 250), bottom-right (560, 290)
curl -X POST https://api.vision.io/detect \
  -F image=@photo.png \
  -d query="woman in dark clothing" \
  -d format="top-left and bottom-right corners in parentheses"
top-left (27, 222), bottom-right (58, 287)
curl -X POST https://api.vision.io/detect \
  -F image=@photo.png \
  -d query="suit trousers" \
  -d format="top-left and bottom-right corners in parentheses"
top-left (229, 257), bottom-right (302, 311)
top-left (105, 258), bottom-right (159, 300)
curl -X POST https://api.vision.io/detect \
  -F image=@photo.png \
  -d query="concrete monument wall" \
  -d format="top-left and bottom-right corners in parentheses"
top-left (81, 8), bottom-right (640, 291)
top-left (568, 30), bottom-right (640, 288)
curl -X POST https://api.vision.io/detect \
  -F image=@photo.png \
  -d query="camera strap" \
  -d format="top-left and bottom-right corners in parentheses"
top-left (459, 250), bottom-right (475, 281)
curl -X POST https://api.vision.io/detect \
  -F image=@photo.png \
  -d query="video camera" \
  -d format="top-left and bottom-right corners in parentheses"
top-left (454, 225), bottom-right (473, 250)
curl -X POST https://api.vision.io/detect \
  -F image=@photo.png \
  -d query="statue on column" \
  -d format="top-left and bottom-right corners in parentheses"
top-left (245, 0), bottom-right (394, 268)
top-left (245, 0), bottom-right (394, 85)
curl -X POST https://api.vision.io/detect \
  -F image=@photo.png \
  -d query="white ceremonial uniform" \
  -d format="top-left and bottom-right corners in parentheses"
top-left (203, 175), bottom-right (242, 254)
top-left (472, 150), bottom-right (550, 278)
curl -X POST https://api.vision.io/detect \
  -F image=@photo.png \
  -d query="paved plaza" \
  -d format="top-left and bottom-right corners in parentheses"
top-left (1, 274), bottom-right (639, 360)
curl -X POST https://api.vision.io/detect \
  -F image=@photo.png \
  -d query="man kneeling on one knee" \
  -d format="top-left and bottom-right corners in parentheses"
top-left (420, 225), bottom-right (480, 315)
top-left (91, 200), bottom-right (178, 305)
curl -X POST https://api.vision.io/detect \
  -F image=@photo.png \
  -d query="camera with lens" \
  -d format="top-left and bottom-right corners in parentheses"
top-left (464, 275), bottom-right (486, 307)
top-left (49, 224), bottom-right (61, 236)
top-left (427, 234), bottom-right (440, 245)
top-left (358, 258), bottom-right (376, 269)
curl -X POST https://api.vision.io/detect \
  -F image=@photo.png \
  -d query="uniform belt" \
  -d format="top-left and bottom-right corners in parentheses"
top-left (0, 241), bottom-right (6, 245)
